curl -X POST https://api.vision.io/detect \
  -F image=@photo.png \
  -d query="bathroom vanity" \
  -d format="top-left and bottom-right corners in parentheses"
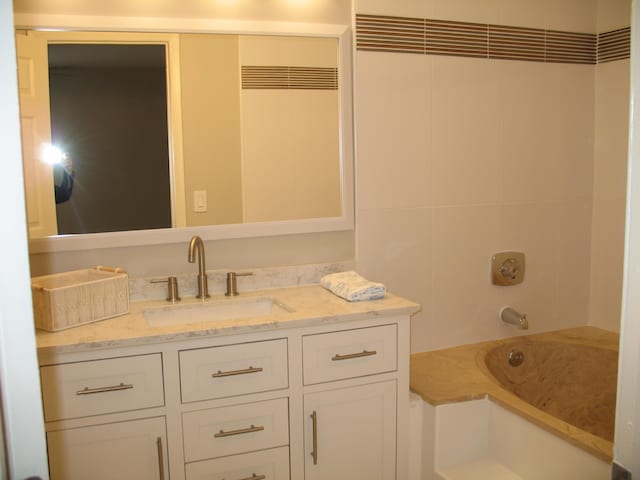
top-left (36, 285), bottom-right (418, 480)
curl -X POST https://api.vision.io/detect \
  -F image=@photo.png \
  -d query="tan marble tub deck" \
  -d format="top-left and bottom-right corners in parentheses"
top-left (410, 326), bottom-right (618, 462)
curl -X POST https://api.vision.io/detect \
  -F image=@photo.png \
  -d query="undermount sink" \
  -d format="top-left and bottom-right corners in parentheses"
top-left (143, 295), bottom-right (293, 327)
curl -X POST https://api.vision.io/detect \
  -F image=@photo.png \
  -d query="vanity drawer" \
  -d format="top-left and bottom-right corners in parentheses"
top-left (40, 353), bottom-right (164, 422)
top-left (182, 398), bottom-right (289, 462)
top-left (302, 324), bottom-right (397, 385)
top-left (179, 339), bottom-right (288, 403)
top-left (185, 446), bottom-right (290, 480)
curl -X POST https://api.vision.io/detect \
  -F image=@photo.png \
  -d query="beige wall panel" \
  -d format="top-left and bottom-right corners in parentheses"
top-left (241, 90), bottom-right (341, 222)
top-left (180, 34), bottom-right (244, 226)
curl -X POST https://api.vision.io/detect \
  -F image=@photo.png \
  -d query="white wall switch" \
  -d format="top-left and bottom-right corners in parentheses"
top-left (193, 190), bottom-right (207, 212)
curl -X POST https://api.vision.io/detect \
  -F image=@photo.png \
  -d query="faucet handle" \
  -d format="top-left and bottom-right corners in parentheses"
top-left (150, 276), bottom-right (181, 303)
top-left (225, 272), bottom-right (253, 296)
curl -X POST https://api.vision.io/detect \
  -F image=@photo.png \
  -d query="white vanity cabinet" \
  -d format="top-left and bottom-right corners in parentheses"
top-left (303, 381), bottom-right (397, 480)
top-left (47, 417), bottom-right (168, 480)
top-left (301, 324), bottom-right (399, 480)
top-left (40, 353), bottom-right (169, 480)
top-left (38, 310), bottom-right (412, 480)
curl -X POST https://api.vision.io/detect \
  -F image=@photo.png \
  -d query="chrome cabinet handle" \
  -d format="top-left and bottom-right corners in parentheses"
top-left (331, 350), bottom-right (377, 361)
top-left (156, 436), bottom-right (165, 480)
top-left (75, 382), bottom-right (133, 395)
top-left (310, 410), bottom-right (318, 465)
top-left (214, 424), bottom-right (265, 438)
top-left (238, 475), bottom-right (266, 480)
top-left (211, 366), bottom-right (263, 378)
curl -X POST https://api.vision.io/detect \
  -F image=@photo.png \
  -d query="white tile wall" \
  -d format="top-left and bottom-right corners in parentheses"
top-left (589, 58), bottom-right (631, 332)
top-left (354, 0), bottom-right (624, 352)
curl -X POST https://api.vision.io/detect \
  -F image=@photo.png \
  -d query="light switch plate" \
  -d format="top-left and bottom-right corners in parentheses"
top-left (193, 190), bottom-right (207, 213)
top-left (491, 251), bottom-right (525, 286)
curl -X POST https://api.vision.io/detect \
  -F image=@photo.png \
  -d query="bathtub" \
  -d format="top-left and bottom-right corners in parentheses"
top-left (482, 336), bottom-right (617, 443)
top-left (410, 326), bottom-right (618, 479)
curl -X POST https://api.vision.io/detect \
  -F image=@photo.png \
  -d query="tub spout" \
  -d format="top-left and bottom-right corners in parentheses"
top-left (501, 307), bottom-right (528, 329)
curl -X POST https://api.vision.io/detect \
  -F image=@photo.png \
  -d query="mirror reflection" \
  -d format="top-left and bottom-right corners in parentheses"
top-left (17, 31), bottom-right (342, 239)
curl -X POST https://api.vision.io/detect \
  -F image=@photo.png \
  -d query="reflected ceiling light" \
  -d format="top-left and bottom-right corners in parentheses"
top-left (41, 144), bottom-right (67, 165)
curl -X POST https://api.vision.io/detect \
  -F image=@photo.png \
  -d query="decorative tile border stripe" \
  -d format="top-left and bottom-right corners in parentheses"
top-left (241, 66), bottom-right (338, 90)
top-left (356, 14), bottom-right (628, 64)
top-left (598, 27), bottom-right (631, 63)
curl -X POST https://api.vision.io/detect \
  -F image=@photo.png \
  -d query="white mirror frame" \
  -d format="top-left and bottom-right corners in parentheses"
top-left (15, 13), bottom-right (354, 253)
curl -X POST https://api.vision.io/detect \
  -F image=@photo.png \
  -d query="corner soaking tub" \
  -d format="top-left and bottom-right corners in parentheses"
top-left (483, 336), bottom-right (617, 442)
top-left (410, 326), bottom-right (618, 465)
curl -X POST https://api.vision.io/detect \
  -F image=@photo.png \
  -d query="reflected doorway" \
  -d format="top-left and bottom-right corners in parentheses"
top-left (48, 43), bottom-right (171, 234)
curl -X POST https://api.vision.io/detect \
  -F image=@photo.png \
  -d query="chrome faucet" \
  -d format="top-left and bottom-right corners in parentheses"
top-left (188, 235), bottom-right (210, 299)
top-left (500, 307), bottom-right (528, 329)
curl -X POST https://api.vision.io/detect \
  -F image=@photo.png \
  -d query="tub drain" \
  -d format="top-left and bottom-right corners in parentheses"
top-left (508, 349), bottom-right (525, 367)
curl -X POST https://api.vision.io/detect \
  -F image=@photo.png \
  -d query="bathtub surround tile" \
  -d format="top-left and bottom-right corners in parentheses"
top-left (594, 59), bottom-right (631, 202)
top-left (589, 198), bottom-right (626, 332)
top-left (354, 0), bottom-right (432, 21)
top-left (431, 205), bottom-right (504, 348)
top-left (542, 64), bottom-right (595, 204)
top-left (498, 61), bottom-right (557, 204)
top-left (431, 0), bottom-right (501, 26)
top-left (430, 56), bottom-right (502, 207)
top-left (355, 207), bottom-right (433, 352)
top-left (497, 0), bottom-right (548, 31)
top-left (597, 27), bottom-right (631, 63)
top-left (355, 51), bottom-right (432, 210)
top-left (354, 0), bottom-right (628, 353)
top-left (356, 14), bottom-right (629, 64)
top-left (589, 57), bottom-right (630, 333)
top-left (597, 0), bottom-right (631, 33)
top-left (496, 203), bottom-right (556, 331)
top-left (552, 199), bottom-right (593, 328)
top-left (539, 0), bottom-right (597, 34)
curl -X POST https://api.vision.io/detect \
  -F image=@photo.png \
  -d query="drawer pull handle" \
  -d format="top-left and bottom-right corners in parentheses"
top-left (156, 436), bottom-right (165, 480)
top-left (331, 350), bottom-right (377, 361)
top-left (214, 424), bottom-right (265, 438)
top-left (211, 366), bottom-right (263, 378)
top-left (238, 475), bottom-right (266, 480)
top-left (310, 410), bottom-right (318, 465)
top-left (75, 382), bottom-right (133, 395)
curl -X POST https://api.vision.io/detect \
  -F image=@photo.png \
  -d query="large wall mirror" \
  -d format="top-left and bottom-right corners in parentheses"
top-left (14, 16), bottom-right (354, 253)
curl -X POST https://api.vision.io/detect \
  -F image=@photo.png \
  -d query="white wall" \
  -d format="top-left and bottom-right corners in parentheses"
top-left (614, 0), bottom-right (640, 473)
top-left (0, 0), bottom-right (49, 476)
top-left (354, 0), bottom-right (603, 353)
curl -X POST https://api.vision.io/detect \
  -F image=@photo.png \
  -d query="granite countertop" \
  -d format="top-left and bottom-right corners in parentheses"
top-left (35, 285), bottom-right (420, 355)
top-left (410, 326), bottom-right (618, 462)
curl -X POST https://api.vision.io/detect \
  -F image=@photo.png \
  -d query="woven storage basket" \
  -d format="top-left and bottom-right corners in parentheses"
top-left (31, 266), bottom-right (129, 331)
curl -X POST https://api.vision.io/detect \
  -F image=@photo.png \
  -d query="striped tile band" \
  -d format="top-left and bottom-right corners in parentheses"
top-left (241, 66), bottom-right (338, 90)
top-left (598, 27), bottom-right (631, 63)
top-left (356, 14), bottom-right (629, 64)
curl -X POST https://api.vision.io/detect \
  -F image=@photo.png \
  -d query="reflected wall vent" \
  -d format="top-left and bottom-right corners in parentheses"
top-left (241, 66), bottom-right (338, 90)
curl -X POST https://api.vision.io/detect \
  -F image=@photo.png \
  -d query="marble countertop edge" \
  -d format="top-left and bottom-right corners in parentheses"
top-left (35, 285), bottom-right (420, 355)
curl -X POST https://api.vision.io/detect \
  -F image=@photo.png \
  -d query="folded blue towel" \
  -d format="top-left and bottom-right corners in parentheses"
top-left (320, 271), bottom-right (386, 302)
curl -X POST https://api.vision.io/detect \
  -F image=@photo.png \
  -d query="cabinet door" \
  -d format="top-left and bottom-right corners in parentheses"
top-left (47, 417), bottom-right (168, 480)
top-left (304, 380), bottom-right (396, 480)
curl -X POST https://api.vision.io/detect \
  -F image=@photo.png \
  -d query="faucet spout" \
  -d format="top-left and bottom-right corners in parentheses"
top-left (188, 235), bottom-right (210, 299)
top-left (500, 307), bottom-right (528, 330)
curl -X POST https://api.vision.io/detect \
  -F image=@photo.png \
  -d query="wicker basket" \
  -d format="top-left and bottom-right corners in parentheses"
top-left (31, 266), bottom-right (129, 332)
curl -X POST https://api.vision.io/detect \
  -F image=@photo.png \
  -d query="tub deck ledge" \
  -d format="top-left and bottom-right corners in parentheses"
top-left (410, 326), bottom-right (618, 462)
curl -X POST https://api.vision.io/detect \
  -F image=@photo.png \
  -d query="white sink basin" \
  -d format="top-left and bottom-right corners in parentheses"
top-left (143, 296), bottom-right (292, 327)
